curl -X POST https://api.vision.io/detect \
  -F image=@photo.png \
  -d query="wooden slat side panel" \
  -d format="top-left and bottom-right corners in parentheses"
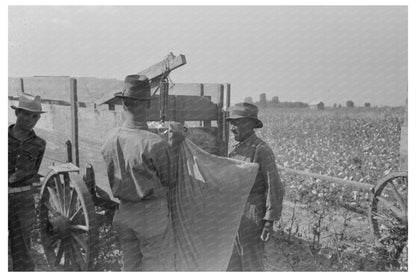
top-left (101, 82), bottom-right (225, 105)
top-left (76, 77), bottom-right (123, 103)
top-left (27, 128), bottom-right (72, 176)
top-left (101, 95), bottom-right (218, 121)
top-left (19, 77), bottom-right (71, 101)
top-left (8, 78), bottom-right (23, 96)
top-left (8, 99), bottom-right (72, 133)
top-left (187, 127), bottom-right (220, 156)
top-left (175, 96), bottom-right (218, 121)
top-left (167, 83), bottom-right (202, 96)
top-left (200, 83), bottom-right (223, 104)
top-left (77, 107), bottom-right (123, 142)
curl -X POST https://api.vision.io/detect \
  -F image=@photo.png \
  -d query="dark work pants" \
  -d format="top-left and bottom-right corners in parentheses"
top-left (8, 190), bottom-right (36, 271)
top-left (113, 197), bottom-right (174, 271)
top-left (226, 216), bottom-right (265, 271)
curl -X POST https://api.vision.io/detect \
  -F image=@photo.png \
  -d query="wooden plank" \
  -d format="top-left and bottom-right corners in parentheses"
top-left (76, 77), bottom-right (123, 103)
top-left (15, 76), bottom-right (71, 101)
top-left (174, 95), bottom-right (217, 121)
top-left (187, 127), bottom-right (220, 155)
top-left (8, 77), bottom-right (25, 96)
top-left (101, 82), bottom-right (223, 105)
top-left (98, 95), bottom-right (217, 121)
top-left (8, 95), bottom-right (90, 108)
top-left (30, 128), bottom-right (73, 176)
top-left (8, 98), bottom-right (63, 132)
top-left (138, 53), bottom-right (186, 81)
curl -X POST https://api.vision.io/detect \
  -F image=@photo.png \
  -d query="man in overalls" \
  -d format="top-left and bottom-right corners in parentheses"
top-left (226, 102), bottom-right (285, 271)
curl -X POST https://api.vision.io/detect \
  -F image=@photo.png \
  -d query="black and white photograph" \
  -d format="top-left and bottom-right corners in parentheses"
top-left (5, 3), bottom-right (410, 272)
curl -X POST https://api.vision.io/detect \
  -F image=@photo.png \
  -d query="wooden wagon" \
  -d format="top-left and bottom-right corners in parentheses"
top-left (8, 53), bottom-right (407, 270)
top-left (8, 54), bottom-right (232, 270)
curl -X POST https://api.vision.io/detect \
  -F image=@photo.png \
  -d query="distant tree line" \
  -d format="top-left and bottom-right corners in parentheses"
top-left (246, 94), bottom-right (373, 109)
top-left (252, 93), bottom-right (308, 108)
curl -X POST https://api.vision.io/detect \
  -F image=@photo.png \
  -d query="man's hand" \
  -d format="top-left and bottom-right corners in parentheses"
top-left (260, 221), bottom-right (273, 242)
top-left (168, 122), bottom-right (187, 148)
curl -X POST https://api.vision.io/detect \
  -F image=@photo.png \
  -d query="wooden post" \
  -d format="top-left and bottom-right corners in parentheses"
top-left (224, 83), bottom-right (231, 155)
top-left (20, 78), bottom-right (24, 93)
top-left (201, 84), bottom-right (212, 127)
top-left (65, 140), bottom-right (73, 163)
top-left (160, 80), bottom-right (169, 122)
top-left (217, 84), bottom-right (225, 155)
top-left (69, 78), bottom-right (79, 167)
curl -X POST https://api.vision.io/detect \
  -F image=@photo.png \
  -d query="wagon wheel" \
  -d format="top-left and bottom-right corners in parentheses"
top-left (39, 168), bottom-right (99, 271)
top-left (369, 171), bottom-right (408, 260)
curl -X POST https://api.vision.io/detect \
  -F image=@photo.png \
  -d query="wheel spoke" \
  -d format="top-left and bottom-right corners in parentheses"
top-left (70, 238), bottom-right (87, 271)
top-left (70, 206), bottom-right (84, 225)
top-left (43, 201), bottom-right (61, 217)
top-left (64, 240), bottom-right (71, 268)
top-left (47, 186), bottom-right (63, 213)
top-left (388, 180), bottom-right (407, 213)
top-left (54, 176), bottom-right (66, 215)
top-left (55, 240), bottom-right (65, 266)
top-left (63, 174), bottom-right (72, 216)
top-left (71, 232), bottom-right (88, 251)
top-left (377, 196), bottom-right (406, 219)
top-left (71, 225), bottom-right (89, 232)
top-left (67, 189), bottom-right (78, 218)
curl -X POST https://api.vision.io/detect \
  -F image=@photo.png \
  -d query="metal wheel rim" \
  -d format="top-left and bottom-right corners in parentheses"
top-left (369, 171), bottom-right (408, 244)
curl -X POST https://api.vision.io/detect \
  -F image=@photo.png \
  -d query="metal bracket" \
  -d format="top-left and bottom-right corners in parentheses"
top-left (49, 163), bottom-right (80, 173)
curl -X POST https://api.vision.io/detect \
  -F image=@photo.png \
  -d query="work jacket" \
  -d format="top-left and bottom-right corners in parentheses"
top-left (8, 124), bottom-right (46, 187)
top-left (229, 133), bottom-right (284, 223)
top-left (101, 122), bottom-right (176, 202)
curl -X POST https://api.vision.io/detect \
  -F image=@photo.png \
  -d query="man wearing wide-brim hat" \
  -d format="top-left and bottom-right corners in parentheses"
top-left (9, 93), bottom-right (47, 271)
top-left (225, 102), bottom-right (284, 271)
top-left (101, 74), bottom-right (184, 271)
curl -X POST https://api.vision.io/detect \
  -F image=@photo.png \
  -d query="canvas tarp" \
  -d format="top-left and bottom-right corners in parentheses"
top-left (168, 138), bottom-right (259, 271)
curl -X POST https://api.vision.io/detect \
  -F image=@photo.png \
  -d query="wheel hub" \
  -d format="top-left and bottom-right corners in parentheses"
top-left (49, 215), bottom-right (71, 238)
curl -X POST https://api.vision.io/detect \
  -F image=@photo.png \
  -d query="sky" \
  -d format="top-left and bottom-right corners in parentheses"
top-left (8, 6), bottom-right (407, 106)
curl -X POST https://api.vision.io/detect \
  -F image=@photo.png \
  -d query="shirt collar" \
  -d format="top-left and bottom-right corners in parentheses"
top-left (8, 124), bottom-right (36, 141)
top-left (122, 120), bottom-right (149, 130)
top-left (232, 132), bottom-right (258, 149)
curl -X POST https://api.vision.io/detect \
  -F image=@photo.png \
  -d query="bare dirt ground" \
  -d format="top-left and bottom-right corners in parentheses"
top-left (8, 199), bottom-right (381, 272)
top-left (264, 200), bottom-right (379, 271)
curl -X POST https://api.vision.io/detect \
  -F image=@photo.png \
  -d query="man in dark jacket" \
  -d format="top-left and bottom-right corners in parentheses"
top-left (226, 102), bottom-right (284, 271)
top-left (9, 93), bottom-right (46, 271)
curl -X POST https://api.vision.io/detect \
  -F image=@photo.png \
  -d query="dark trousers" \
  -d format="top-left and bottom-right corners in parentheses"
top-left (8, 190), bottom-right (36, 271)
top-left (113, 197), bottom-right (174, 271)
top-left (226, 216), bottom-right (265, 271)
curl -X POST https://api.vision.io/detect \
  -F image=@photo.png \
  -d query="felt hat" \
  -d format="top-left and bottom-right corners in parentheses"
top-left (114, 74), bottom-right (151, 100)
top-left (11, 93), bottom-right (46, 113)
top-left (226, 102), bottom-right (263, 128)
